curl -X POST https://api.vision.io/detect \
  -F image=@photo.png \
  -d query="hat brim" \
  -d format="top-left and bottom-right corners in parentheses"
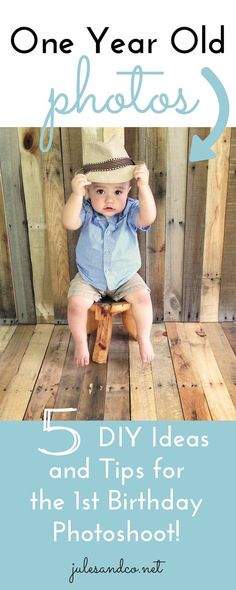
top-left (86, 165), bottom-right (135, 183)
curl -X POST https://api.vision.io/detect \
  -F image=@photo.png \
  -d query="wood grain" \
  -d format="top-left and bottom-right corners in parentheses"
top-left (200, 129), bottom-right (231, 320)
top-left (0, 326), bottom-right (17, 354)
top-left (92, 306), bottom-right (113, 363)
top-left (104, 326), bottom-right (130, 420)
top-left (53, 336), bottom-right (86, 419)
top-left (60, 128), bottom-right (83, 279)
top-left (0, 326), bottom-right (35, 396)
top-left (182, 129), bottom-right (209, 321)
top-left (0, 318), bottom-right (236, 421)
top-left (146, 129), bottom-right (167, 322)
top-left (0, 128), bottom-right (35, 322)
top-left (184, 322), bottom-right (236, 420)
top-left (165, 129), bottom-right (188, 320)
top-left (222, 323), bottom-right (236, 355)
top-left (129, 338), bottom-right (157, 420)
top-left (166, 322), bottom-right (211, 420)
top-left (76, 333), bottom-right (107, 420)
top-left (24, 326), bottom-right (70, 420)
top-left (151, 324), bottom-right (183, 419)
top-left (125, 128), bottom-right (147, 279)
top-left (42, 129), bottom-right (70, 321)
top-left (18, 128), bottom-right (54, 323)
top-left (0, 325), bottom-right (53, 420)
top-left (0, 171), bottom-right (16, 319)
top-left (204, 322), bottom-right (236, 408)
top-left (219, 128), bottom-right (236, 321)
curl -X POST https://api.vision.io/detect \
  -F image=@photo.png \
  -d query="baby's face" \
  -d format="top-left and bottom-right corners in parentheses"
top-left (87, 182), bottom-right (131, 216)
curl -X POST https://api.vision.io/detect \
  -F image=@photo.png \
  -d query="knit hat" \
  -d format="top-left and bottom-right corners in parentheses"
top-left (82, 135), bottom-right (135, 182)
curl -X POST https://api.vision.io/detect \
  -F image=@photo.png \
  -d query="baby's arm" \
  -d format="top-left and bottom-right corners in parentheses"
top-left (134, 164), bottom-right (156, 227)
top-left (62, 174), bottom-right (91, 230)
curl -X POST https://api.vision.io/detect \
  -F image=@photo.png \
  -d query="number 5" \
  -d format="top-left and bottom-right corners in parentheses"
top-left (38, 409), bottom-right (81, 456)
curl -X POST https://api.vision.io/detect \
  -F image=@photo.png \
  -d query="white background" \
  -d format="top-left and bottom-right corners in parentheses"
top-left (0, 0), bottom-right (234, 127)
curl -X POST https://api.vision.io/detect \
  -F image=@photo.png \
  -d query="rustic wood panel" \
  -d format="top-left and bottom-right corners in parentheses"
top-left (42, 129), bottom-right (70, 321)
top-left (146, 128), bottom-right (167, 321)
top-left (184, 323), bottom-right (236, 420)
top-left (76, 333), bottom-right (107, 420)
top-left (165, 129), bottom-right (188, 320)
top-left (0, 320), bottom-right (236, 421)
top-left (204, 323), bottom-right (236, 408)
top-left (125, 128), bottom-right (167, 318)
top-left (151, 324), bottom-right (183, 419)
top-left (0, 326), bottom-right (17, 354)
top-left (53, 337), bottom-right (86, 419)
top-left (53, 331), bottom-right (107, 420)
top-left (61, 128), bottom-right (83, 279)
top-left (125, 128), bottom-right (147, 280)
top-left (104, 326), bottom-right (130, 420)
top-left (166, 323), bottom-right (212, 420)
top-left (0, 128), bottom-right (35, 322)
top-left (222, 323), bottom-right (236, 355)
top-left (1, 127), bottom-right (236, 325)
top-left (0, 326), bottom-right (35, 398)
top-left (24, 326), bottom-right (70, 420)
top-left (219, 128), bottom-right (236, 321)
top-left (18, 128), bottom-right (54, 323)
top-left (0, 171), bottom-right (16, 320)
top-left (129, 339), bottom-right (157, 420)
top-left (200, 129), bottom-right (231, 320)
top-left (182, 128), bottom-right (209, 321)
top-left (0, 325), bottom-right (53, 420)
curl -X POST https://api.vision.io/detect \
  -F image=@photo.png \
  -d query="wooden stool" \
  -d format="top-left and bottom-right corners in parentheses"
top-left (87, 299), bottom-right (137, 364)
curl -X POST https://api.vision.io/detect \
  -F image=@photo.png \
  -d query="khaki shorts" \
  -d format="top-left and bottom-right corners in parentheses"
top-left (68, 271), bottom-right (150, 302)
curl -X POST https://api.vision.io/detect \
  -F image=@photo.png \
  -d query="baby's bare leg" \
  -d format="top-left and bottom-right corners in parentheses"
top-left (68, 295), bottom-right (94, 367)
top-left (124, 289), bottom-right (154, 363)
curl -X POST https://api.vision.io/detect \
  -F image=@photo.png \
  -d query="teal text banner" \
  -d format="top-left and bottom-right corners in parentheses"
top-left (0, 421), bottom-right (235, 589)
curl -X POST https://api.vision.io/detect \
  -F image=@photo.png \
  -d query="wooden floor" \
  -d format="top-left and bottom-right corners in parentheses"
top-left (0, 322), bottom-right (236, 421)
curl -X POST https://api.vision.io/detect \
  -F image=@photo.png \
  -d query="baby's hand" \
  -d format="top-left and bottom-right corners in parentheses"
top-left (133, 163), bottom-right (149, 189)
top-left (71, 173), bottom-right (91, 197)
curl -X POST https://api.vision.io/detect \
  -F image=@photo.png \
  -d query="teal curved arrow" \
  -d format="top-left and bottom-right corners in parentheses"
top-left (189, 67), bottom-right (229, 162)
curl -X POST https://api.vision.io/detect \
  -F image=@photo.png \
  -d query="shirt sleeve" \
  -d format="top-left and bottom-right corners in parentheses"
top-left (127, 199), bottom-right (151, 232)
top-left (79, 199), bottom-right (92, 225)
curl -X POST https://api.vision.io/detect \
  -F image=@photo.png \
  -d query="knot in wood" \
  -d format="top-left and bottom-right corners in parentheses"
top-left (23, 132), bottom-right (34, 151)
top-left (100, 304), bottom-right (111, 317)
top-left (195, 329), bottom-right (206, 338)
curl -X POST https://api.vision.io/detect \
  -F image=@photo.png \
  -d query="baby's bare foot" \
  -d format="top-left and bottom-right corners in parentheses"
top-left (138, 337), bottom-right (155, 364)
top-left (74, 339), bottom-right (90, 367)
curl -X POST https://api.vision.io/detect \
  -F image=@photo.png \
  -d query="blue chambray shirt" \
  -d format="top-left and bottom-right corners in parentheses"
top-left (75, 197), bottom-right (150, 290)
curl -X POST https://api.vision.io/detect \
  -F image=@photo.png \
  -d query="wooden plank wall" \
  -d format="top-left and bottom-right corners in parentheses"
top-left (0, 129), bottom-right (36, 323)
top-left (0, 127), bottom-right (235, 324)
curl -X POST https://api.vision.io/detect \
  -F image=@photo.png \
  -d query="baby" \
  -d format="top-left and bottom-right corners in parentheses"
top-left (62, 136), bottom-right (156, 367)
